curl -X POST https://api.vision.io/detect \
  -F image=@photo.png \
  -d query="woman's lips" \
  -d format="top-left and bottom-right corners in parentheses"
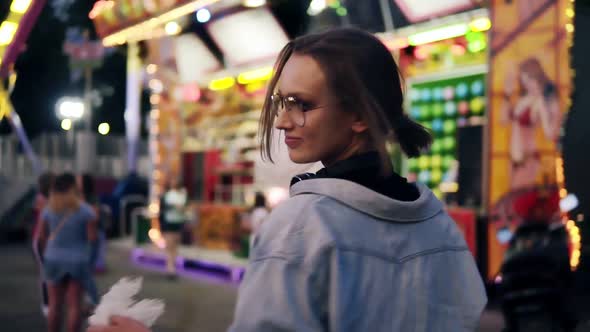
top-left (285, 137), bottom-right (303, 149)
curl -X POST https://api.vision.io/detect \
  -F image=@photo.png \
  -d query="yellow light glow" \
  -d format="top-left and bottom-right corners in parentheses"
top-left (567, 220), bottom-right (581, 270)
top-left (165, 21), bottom-right (182, 35)
top-left (243, 0), bottom-right (266, 7)
top-left (101, 0), bottom-right (222, 46)
top-left (566, 8), bottom-right (575, 18)
top-left (89, 0), bottom-right (114, 19)
top-left (383, 37), bottom-right (409, 50)
top-left (98, 122), bottom-right (110, 135)
top-left (245, 81), bottom-right (265, 93)
top-left (0, 21), bottom-right (19, 46)
top-left (408, 24), bottom-right (469, 46)
top-left (469, 17), bottom-right (492, 32)
top-left (560, 188), bottom-right (568, 198)
top-left (61, 118), bottom-right (72, 131)
top-left (146, 64), bottom-right (158, 74)
top-left (556, 157), bottom-right (565, 183)
top-left (149, 79), bottom-right (163, 93)
top-left (150, 95), bottom-right (161, 105)
top-left (557, 172), bottom-right (565, 183)
top-left (440, 182), bottom-right (459, 193)
top-left (10, 0), bottom-right (32, 14)
top-left (237, 67), bottom-right (273, 84)
top-left (566, 23), bottom-right (574, 33)
top-left (148, 203), bottom-right (160, 215)
top-left (209, 77), bottom-right (235, 91)
top-left (150, 109), bottom-right (161, 119)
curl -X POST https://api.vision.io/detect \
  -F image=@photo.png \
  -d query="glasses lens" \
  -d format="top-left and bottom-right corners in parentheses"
top-left (270, 94), bottom-right (282, 117)
top-left (284, 97), bottom-right (305, 126)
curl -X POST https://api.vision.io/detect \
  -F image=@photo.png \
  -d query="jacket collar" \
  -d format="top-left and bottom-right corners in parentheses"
top-left (290, 178), bottom-right (443, 223)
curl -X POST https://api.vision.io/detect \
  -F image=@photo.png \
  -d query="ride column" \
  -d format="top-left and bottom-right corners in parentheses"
top-left (125, 41), bottom-right (142, 174)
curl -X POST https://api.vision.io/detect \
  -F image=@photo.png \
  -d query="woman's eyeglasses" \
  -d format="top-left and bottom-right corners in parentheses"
top-left (270, 93), bottom-right (327, 127)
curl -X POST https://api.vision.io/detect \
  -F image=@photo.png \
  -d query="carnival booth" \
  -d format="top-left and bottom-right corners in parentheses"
top-left (378, 4), bottom-right (490, 268)
top-left (91, 0), bottom-right (577, 282)
top-left (378, 0), bottom-right (576, 281)
top-left (483, 0), bottom-right (576, 281)
top-left (90, 0), bottom-right (321, 278)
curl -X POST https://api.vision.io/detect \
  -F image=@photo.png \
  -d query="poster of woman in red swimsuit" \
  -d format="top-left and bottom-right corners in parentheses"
top-left (501, 57), bottom-right (561, 189)
top-left (486, 0), bottom-right (572, 280)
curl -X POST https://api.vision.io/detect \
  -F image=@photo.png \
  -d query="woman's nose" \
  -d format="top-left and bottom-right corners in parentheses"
top-left (274, 109), bottom-right (294, 130)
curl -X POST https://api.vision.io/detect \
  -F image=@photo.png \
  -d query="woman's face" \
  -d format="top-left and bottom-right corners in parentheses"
top-left (520, 72), bottom-right (541, 95)
top-left (274, 54), bottom-right (367, 166)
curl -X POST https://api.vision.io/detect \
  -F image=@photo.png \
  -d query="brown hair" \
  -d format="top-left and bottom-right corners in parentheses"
top-left (38, 172), bottom-right (54, 197)
top-left (48, 173), bottom-right (79, 212)
top-left (259, 28), bottom-right (432, 172)
top-left (519, 58), bottom-right (552, 92)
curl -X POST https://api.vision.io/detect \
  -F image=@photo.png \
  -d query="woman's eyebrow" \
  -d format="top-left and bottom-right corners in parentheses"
top-left (277, 89), bottom-right (315, 99)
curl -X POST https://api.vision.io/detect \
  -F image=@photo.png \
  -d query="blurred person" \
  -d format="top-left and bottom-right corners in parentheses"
top-left (499, 187), bottom-right (577, 332)
top-left (38, 173), bottom-right (98, 332)
top-left (159, 176), bottom-right (188, 280)
top-left (238, 192), bottom-right (269, 257)
top-left (32, 172), bottom-right (55, 317)
top-left (87, 28), bottom-right (486, 332)
top-left (78, 173), bottom-right (108, 273)
top-left (76, 174), bottom-right (102, 311)
top-left (249, 192), bottom-right (269, 241)
top-left (502, 57), bottom-right (561, 189)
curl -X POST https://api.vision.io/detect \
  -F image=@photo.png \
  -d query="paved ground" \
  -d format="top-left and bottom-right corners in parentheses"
top-left (0, 243), bottom-right (237, 332)
top-left (1, 242), bottom-right (586, 332)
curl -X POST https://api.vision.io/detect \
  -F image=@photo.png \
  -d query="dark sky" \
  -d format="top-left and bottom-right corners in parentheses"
top-left (4, 0), bottom-right (127, 137)
top-left (2, 0), bottom-right (419, 138)
top-left (3, 0), bottom-right (313, 138)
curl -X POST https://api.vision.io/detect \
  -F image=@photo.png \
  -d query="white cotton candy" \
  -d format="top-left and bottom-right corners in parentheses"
top-left (126, 299), bottom-right (166, 327)
top-left (89, 277), bottom-right (165, 328)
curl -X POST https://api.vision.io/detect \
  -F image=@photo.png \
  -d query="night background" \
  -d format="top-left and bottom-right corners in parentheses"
top-left (0, 1), bottom-right (589, 331)
top-left (0, 0), bottom-right (420, 138)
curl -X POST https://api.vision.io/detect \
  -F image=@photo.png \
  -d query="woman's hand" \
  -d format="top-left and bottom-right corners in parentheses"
top-left (87, 316), bottom-right (150, 332)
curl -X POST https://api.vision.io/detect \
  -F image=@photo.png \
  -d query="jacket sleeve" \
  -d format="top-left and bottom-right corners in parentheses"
top-left (229, 255), bottom-right (327, 332)
top-left (229, 199), bottom-right (330, 332)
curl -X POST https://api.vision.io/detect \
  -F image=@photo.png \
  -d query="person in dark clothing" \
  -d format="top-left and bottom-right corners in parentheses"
top-left (79, 174), bottom-right (107, 273)
top-left (158, 176), bottom-right (187, 279)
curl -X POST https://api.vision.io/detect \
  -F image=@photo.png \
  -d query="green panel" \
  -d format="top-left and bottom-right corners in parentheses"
top-left (135, 215), bottom-right (151, 245)
top-left (407, 73), bottom-right (487, 190)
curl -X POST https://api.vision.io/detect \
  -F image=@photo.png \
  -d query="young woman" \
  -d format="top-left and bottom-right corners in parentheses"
top-left (88, 28), bottom-right (486, 332)
top-left (39, 173), bottom-right (98, 332)
top-left (502, 57), bottom-right (561, 189)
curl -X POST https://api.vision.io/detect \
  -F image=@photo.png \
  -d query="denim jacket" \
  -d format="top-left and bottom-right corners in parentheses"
top-left (230, 178), bottom-right (487, 332)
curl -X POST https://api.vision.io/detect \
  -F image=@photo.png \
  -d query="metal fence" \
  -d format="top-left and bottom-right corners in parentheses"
top-left (0, 133), bottom-right (150, 179)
